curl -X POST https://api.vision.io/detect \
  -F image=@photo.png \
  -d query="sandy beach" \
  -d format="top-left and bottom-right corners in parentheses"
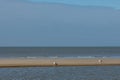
top-left (0, 58), bottom-right (120, 67)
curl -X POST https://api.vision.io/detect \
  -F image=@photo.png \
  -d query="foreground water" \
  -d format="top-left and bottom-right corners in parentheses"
top-left (0, 66), bottom-right (120, 80)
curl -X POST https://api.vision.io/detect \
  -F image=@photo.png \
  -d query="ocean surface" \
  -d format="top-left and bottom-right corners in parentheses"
top-left (0, 66), bottom-right (120, 80)
top-left (0, 47), bottom-right (120, 80)
top-left (0, 47), bottom-right (120, 58)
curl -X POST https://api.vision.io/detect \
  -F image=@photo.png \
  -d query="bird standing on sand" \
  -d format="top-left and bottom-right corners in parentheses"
top-left (98, 59), bottom-right (102, 64)
top-left (53, 62), bottom-right (57, 66)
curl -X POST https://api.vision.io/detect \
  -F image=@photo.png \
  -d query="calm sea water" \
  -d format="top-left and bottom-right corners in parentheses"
top-left (0, 66), bottom-right (120, 80)
top-left (0, 47), bottom-right (120, 58)
top-left (0, 47), bottom-right (120, 80)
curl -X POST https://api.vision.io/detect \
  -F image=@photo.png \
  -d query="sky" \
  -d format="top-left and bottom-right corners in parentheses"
top-left (28, 0), bottom-right (120, 9)
top-left (0, 0), bottom-right (120, 47)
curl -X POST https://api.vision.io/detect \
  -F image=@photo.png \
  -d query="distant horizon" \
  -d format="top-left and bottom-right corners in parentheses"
top-left (0, 46), bottom-right (120, 47)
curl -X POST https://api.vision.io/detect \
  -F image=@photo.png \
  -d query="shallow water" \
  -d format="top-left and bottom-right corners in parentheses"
top-left (0, 66), bottom-right (120, 80)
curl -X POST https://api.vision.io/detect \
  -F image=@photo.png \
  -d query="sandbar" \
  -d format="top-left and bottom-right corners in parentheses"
top-left (0, 58), bottom-right (120, 68)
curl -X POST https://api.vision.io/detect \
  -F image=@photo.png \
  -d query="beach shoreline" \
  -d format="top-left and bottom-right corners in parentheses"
top-left (0, 58), bottom-right (120, 68)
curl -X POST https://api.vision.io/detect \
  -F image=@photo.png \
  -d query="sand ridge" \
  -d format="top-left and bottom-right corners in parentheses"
top-left (0, 58), bottom-right (120, 67)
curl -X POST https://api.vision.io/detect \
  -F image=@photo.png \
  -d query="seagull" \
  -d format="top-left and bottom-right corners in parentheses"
top-left (98, 59), bottom-right (102, 64)
top-left (53, 61), bottom-right (57, 66)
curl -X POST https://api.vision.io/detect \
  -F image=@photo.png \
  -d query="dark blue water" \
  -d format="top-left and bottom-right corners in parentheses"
top-left (0, 47), bottom-right (120, 80)
top-left (0, 47), bottom-right (120, 58)
top-left (0, 66), bottom-right (120, 80)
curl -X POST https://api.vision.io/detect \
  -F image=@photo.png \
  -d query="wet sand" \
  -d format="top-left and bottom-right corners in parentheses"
top-left (0, 58), bottom-right (120, 67)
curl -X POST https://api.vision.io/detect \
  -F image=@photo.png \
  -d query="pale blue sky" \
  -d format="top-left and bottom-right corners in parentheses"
top-left (0, 0), bottom-right (120, 46)
top-left (28, 0), bottom-right (120, 9)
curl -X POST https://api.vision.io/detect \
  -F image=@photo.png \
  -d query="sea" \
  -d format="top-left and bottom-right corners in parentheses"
top-left (0, 47), bottom-right (120, 80)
